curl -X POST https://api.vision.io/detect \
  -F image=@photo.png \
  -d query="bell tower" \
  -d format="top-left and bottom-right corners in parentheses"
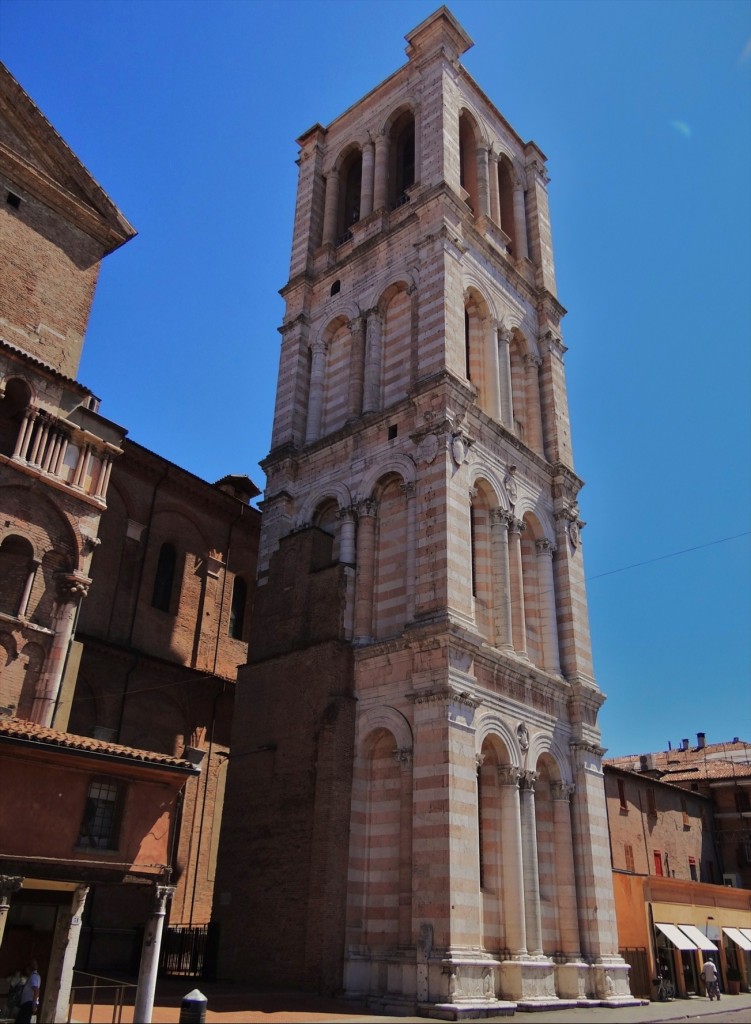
top-left (215, 7), bottom-right (634, 1015)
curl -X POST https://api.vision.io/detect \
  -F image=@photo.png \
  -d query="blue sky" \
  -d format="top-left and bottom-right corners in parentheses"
top-left (2, 0), bottom-right (749, 758)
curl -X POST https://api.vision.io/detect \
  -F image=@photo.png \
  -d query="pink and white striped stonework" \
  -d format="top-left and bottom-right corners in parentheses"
top-left (215, 7), bottom-right (637, 1018)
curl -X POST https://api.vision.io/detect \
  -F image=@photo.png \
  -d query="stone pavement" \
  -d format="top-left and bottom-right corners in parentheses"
top-left (67, 980), bottom-right (751, 1024)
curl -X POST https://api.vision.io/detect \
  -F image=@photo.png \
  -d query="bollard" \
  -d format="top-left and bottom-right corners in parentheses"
top-left (179, 988), bottom-right (208, 1024)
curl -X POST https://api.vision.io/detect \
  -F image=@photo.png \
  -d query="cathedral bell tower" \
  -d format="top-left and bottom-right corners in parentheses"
top-left (215, 7), bottom-right (635, 1016)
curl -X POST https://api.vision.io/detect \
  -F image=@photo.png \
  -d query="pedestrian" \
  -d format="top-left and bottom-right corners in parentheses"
top-left (15, 961), bottom-right (40, 1024)
top-left (701, 958), bottom-right (720, 1001)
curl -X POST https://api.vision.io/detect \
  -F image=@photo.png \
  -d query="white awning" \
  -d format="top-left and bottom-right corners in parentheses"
top-left (655, 923), bottom-right (697, 950)
top-left (741, 928), bottom-right (751, 944)
top-left (724, 927), bottom-right (751, 952)
top-left (679, 924), bottom-right (718, 951)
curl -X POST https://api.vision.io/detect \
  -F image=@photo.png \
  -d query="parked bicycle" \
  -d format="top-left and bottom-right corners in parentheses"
top-left (654, 970), bottom-right (674, 1001)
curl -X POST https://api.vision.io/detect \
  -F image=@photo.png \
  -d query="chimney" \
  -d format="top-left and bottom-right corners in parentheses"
top-left (682, 738), bottom-right (689, 751)
top-left (697, 732), bottom-right (706, 749)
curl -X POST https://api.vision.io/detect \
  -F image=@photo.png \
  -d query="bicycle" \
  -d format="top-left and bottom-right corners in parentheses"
top-left (654, 972), bottom-right (674, 1001)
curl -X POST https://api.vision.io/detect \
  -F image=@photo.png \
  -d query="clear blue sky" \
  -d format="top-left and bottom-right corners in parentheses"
top-left (2, 0), bottom-right (749, 758)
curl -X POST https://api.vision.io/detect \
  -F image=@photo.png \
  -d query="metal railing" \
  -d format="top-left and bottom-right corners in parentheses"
top-left (67, 972), bottom-right (136, 1024)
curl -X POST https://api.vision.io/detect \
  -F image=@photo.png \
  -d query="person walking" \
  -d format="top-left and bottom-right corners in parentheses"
top-left (701, 958), bottom-right (720, 1001)
top-left (15, 961), bottom-right (40, 1024)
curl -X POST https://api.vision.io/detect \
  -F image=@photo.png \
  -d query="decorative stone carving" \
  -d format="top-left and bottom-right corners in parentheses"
top-left (417, 432), bottom-right (440, 464)
top-left (451, 434), bottom-right (467, 466)
top-left (504, 466), bottom-right (518, 506)
top-left (516, 722), bottom-right (530, 751)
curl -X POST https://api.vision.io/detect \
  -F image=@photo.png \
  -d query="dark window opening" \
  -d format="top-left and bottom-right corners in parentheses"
top-left (387, 424), bottom-right (397, 440)
top-left (689, 857), bottom-right (698, 881)
top-left (646, 787), bottom-right (657, 817)
top-left (464, 309), bottom-right (471, 380)
top-left (477, 766), bottom-right (485, 888)
top-left (152, 542), bottom-right (176, 612)
top-left (337, 149), bottom-right (362, 243)
top-left (77, 779), bottom-right (121, 850)
top-left (470, 506), bottom-right (477, 597)
top-left (229, 576), bottom-right (247, 640)
top-left (618, 778), bottom-right (628, 811)
top-left (6, 192), bottom-right (21, 209)
top-left (389, 112), bottom-right (415, 209)
top-left (330, 279), bottom-right (341, 296)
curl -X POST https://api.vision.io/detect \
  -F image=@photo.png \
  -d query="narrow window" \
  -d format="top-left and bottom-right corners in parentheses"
top-left (653, 850), bottom-right (663, 876)
top-left (152, 542), bottom-right (176, 612)
top-left (78, 779), bottom-right (122, 849)
top-left (624, 844), bottom-right (635, 873)
top-left (689, 856), bottom-right (697, 881)
top-left (464, 309), bottom-right (471, 380)
top-left (617, 778), bottom-right (627, 811)
top-left (229, 576), bottom-right (247, 640)
top-left (330, 279), bottom-right (341, 296)
top-left (477, 765), bottom-right (485, 888)
top-left (470, 505), bottom-right (477, 597)
top-left (646, 787), bottom-right (656, 817)
top-left (734, 790), bottom-right (750, 813)
top-left (681, 796), bottom-right (690, 828)
top-left (6, 191), bottom-right (21, 209)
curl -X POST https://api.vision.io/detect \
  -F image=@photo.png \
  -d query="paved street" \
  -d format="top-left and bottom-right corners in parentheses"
top-left (68, 982), bottom-right (751, 1023)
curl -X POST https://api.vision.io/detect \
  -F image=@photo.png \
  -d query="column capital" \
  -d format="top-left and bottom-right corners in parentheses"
top-left (56, 573), bottom-right (91, 602)
top-left (508, 517), bottom-right (526, 536)
top-left (336, 505), bottom-right (356, 523)
top-left (540, 330), bottom-right (567, 359)
top-left (490, 507), bottom-right (513, 529)
top-left (551, 780), bottom-right (576, 801)
top-left (525, 352), bottom-right (543, 369)
top-left (357, 498), bottom-right (378, 519)
top-left (400, 481), bottom-right (416, 500)
top-left (393, 747), bottom-right (413, 768)
top-left (497, 765), bottom-right (522, 787)
top-left (519, 769), bottom-right (538, 791)
top-left (348, 315), bottom-right (366, 336)
top-left (309, 337), bottom-right (329, 356)
top-left (535, 538), bottom-right (556, 557)
top-left (0, 875), bottom-right (23, 903)
top-left (153, 884), bottom-right (176, 913)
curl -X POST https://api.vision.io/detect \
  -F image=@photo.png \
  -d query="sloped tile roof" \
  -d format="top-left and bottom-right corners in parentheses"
top-left (0, 717), bottom-right (197, 771)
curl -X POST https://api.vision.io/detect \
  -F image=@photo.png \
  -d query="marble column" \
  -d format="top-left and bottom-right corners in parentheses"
top-left (519, 770), bottom-right (544, 957)
top-left (486, 317), bottom-right (502, 422)
top-left (488, 151), bottom-right (500, 225)
top-left (354, 500), bottom-right (377, 641)
top-left (524, 354), bottom-right (544, 455)
top-left (536, 539), bottom-right (561, 674)
top-left (12, 408), bottom-right (35, 459)
top-left (347, 316), bottom-right (366, 420)
top-left (490, 509), bottom-right (513, 650)
top-left (508, 518), bottom-right (527, 655)
top-left (0, 875), bottom-right (23, 951)
top-left (360, 138), bottom-right (375, 218)
top-left (133, 884), bottom-right (174, 1024)
top-left (551, 782), bottom-right (581, 960)
top-left (30, 574), bottom-right (89, 728)
top-left (498, 767), bottom-right (527, 957)
top-left (395, 746), bottom-right (413, 944)
top-left (337, 506), bottom-right (357, 565)
top-left (498, 326), bottom-right (514, 430)
top-left (17, 558), bottom-right (40, 618)
top-left (476, 144), bottom-right (491, 218)
top-left (513, 180), bottom-right (529, 260)
top-left (402, 482), bottom-right (416, 623)
top-left (305, 339), bottom-right (328, 443)
top-left (373, 132), bottom-right (389, 211)
top-left (362, 311), bottom-right (382, 413)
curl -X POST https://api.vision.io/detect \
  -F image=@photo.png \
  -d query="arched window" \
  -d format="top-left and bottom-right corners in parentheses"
top-left (152, 542), bottom-right (176, 612)
top-left (0, 535), bottom-right (34, 617)
top-left (229, 576), bottom-right (247, 640)
top-left (497, 156), bottom-right (517, 255)
top-left (337, 149), bottom-right (362, 242)
top-left (389, 110), bottom-right (415, 209)
top-left (459, 111), bottom-right (479, 215)
top-left (0, 378), bottom-right (31, 457)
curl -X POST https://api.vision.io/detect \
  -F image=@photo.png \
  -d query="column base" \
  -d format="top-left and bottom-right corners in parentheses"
top-left (498, 958), bottom-right (557, 1003)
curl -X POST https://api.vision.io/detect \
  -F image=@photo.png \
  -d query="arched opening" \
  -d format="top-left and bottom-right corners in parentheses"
top-left (337, 148), bottom-right (362, 242)
top-left (0, 535), bottom-right (34, 617)
top-left (521, 514), bottom-right (545, 667)
top-left (228, 576), bottom-right (247, 640)
top-left (312, 498), bottom-right (339, 563)
top-left (321, 317), bottom-right (351, 437)
top-left (534, 754), bottom-right (561, 955)
top-left (459, 111), bottom-right (480, 215)
top-left (509, 332), bottom-right (528, 442)
top-left (381, 285), bottom-right (411, 409)
top-left (478, 734), bottom-right (513, 954)
top-left (0, 378), bottom-right (32, 457)
top-left (362, 727), bottom-right (402, 946)
top-left (388, 110), bottom-right (415, 209)
top-left (373, 474), bottom-right (408, 640)
top-left (497, 156), bottom-right (517, 255)
top-left (470, 481), bottom-right (495, 641)
top-left (464, 289), bottom-right (497, 417)
top-left (152, 542), bottom-right (177, 612)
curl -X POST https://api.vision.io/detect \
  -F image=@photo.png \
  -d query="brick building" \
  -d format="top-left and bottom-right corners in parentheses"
top-left (214, 8), bottom-right (635, 1017)
top-left (603, 738), bottom-right (751, 999)
top-left (0, 55), bottom-right (260, 1008)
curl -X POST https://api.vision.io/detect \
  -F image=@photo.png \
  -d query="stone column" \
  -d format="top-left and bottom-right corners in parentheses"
top-left (322, 168), bottom-right (340, 246)
top-left (488, 151), bottom-right (500, 225)
top-left (362, 311), bottom-right (382, 413)
top-left (347, 316), bottom-right (366, 420)
top-left (498, 327), bottom-right (514, 430)
top-left (519, 770), bottom-right (544, 957)
top-left (337, 507), bottom-right (357, 565)
top-left (53, 435), bottom-right (69, 476)
top-left (30, 573), bottom-right (90, 728)
top-left (498, 767), bottom-right (527, 957)
top-left (535, 539), bottom-right (561, 674)
top-left (551, 782), bottom-right (581, 960)
top-left (402, 482), bottom-right (416, 622)
top-left (44, 883), bottom-right (89, 1024)
top-left (72, 442), bottom-right (91, 488)
top-left (513, 180), bottom-right (529, 260)
top-left (12, 408), bottom-right (35, 459)
top-left (18, 558), bottom-right (40, 618)
top-left (508, 518), bottom-right (527, 655)
top-left (486, 318), bottom-right (502, 422)
top-left (360, 137), bottom-right (375, 218)
top-left (0, 875), bottom-right (23, 950)
top-left (305, 339), bottom-right (328, 443)
top-left (133, 884), bottom-right (175, 1024)
top-left (490, 509), bottom-right (513, 650)
top-left (395, 746), bottom-right (413, 944)
top-left (524, 354), bottom-right (544, 455)
top-left (538, 331), bottom-right (571, 465)
top-left (354, 500), bottom-right (377, 642)
top-left (476, 145), bottom-right (491, 218)
top-left (373, 132), bottom-right (389, 211)
top-left (28, 415), bottom-right (48, 465)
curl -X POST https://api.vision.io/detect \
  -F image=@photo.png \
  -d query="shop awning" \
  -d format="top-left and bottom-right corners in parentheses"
top-left (741, 929), bottom-right (751, 944)
top-left (678, 924), bottom-right (718, 951)
top-left (655, 923), bottom-right (697, 950)
top-left (724, 927), bottom-right (751, 952)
